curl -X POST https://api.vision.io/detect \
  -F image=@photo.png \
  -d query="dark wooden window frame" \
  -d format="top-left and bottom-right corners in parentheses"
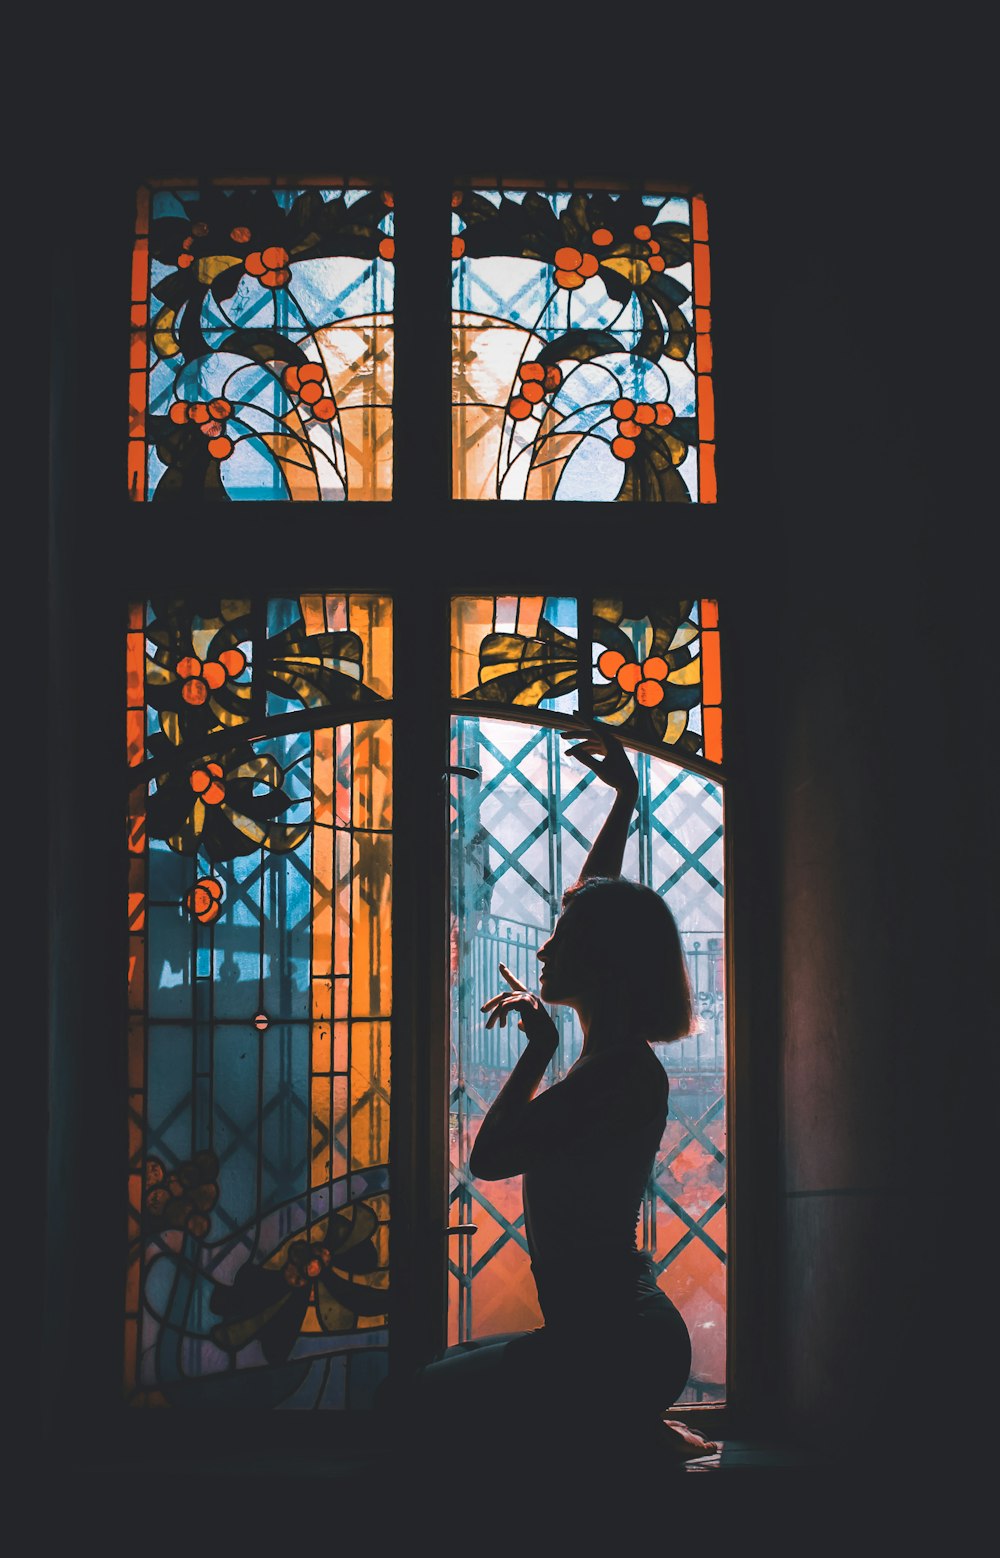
top-left (45, 161), bottom-right (783, 1461)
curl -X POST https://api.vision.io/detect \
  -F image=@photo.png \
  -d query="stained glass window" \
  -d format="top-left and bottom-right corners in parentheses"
top-left (130, 182), bottom-right (394, 501)
top-left (126, 594), bottom-right (392, 1408)
top-left (451, 594), bottom-right (723, 763)
top-left (452, 187), bottom-right (715, 502)
top-left (448, 716), bottom-right (726, 1402)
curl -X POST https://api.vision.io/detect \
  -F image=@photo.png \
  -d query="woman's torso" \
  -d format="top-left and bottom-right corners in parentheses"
top-left (521, 1042), bottom-right (670, 1324)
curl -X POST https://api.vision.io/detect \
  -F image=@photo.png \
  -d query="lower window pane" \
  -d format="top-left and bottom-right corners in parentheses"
top-left (126, 598), bottom-right (391, 1409)
top-left (448, 715), bottom-right (726, 1403)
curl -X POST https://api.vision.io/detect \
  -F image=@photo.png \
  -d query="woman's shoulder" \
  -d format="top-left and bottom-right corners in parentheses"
top-left (571, 1042), bottom-right (669, 1096)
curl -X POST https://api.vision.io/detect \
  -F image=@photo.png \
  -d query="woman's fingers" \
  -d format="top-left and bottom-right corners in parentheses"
top-left (498, 961), bottom-right (528, 991)
top-left (484, 995), bottom-right (525, 1029)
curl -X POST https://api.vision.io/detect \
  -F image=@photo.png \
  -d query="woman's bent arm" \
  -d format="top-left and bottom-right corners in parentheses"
top-left (563, 727), bottom-right (638, 882)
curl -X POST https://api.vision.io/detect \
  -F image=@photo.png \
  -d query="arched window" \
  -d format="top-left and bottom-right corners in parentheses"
top-left (123, 176), bottom-right (727, 1415)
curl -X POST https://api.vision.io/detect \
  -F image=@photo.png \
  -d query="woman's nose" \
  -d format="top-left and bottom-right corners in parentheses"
top-left (536, 940), bottom-right (550, 962)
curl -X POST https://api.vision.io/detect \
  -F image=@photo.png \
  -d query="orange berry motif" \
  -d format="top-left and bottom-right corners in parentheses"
top-left (190, 761), bottom-right (226, 807)
top-left (176, 647), bottom-right (246, 708)
top-left (168, 398), bottom-right (236, 459)
top-left (245, 245), bottom-right (290, 289)
top-left (282, 361), bottom-right (336, 422)
top-left (507, 360), bottom-right (563, 422)
top-left (597, 647), bottom-right (671, 708)
top-left (185, 876), bottom-right (225, 924)
top-left (552, 242), bottom-right (600, 290)
top-left (609, 395), bottom-right (674, 458)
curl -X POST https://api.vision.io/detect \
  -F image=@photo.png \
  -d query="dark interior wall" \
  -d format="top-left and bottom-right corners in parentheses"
top-left (768, 147), bottom-right (981, 1444)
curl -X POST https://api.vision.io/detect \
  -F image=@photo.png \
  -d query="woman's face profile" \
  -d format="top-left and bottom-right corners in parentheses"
top-left (536, 911), bottom-right (590, 1007)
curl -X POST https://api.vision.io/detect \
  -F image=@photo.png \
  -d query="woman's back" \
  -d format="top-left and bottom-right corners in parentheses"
top-left (518, 1043), bottom-right (669, 1322)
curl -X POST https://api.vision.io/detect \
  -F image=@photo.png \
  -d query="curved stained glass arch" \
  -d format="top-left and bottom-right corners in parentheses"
top-left (129, 181), bottom-right (395, 501)
top-left (126, 594), bottom-right (393, 1409)
top-left (451, 594), bottom-right (722, 764)
top-left (452, 187), bottom-right (715, 502)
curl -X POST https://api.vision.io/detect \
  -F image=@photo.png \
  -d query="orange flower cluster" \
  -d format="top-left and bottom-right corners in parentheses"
top-left (245, 244), bottom-right (291, 289)
top-left (282, 361), bottom-right (336, 422)
top-left (185, 875), bottom-right (224, 924)
top-left (284, 1241), bottom-right (334, 1289)
top-left (597, 648), bottom-right (672, 709)
top-left (189, 760), bottom-right (227, 806)
top-left (168, 396), bottom-right (235, 460)
top-left (508, 360), bottom-right (563, 421)
top-left (632, 223), bottom-right (667, 272)
top-left (552, 244), bottom-right (600, 290)
top-left (176, 646), bottom-right (245, 707)
top-left (609, 395), bottom-right (674, 460)
top-left (145, 1153), bottom-right (219, 1240)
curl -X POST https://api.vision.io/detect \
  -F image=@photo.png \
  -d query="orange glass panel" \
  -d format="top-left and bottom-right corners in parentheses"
top-left (311, 1076), bottom-right (333, 1186)
top-left (332, 1075), bottom-right (349, 1180)
top-left (350, 1021), bottom-right (391, 1170)
top-left (312, 1021), bottom-right (332, 1075)
top-left (693, 242), bottom-right (711, 306)
top-left (696, 332), bottom-right (713, 374)
top-left (702, 626), bottom-right (722, 707)
top-left (698, 375), bottom-right (715, 441)
top-left (333, 1020), bottom-right (349, 1074)
top-left (451, 595), bottom-right (497, 696)
top-left (128, 935), bottom-right (145, 1011)
top-left (700, 598), bottom-right (720, 629)
top-left (699, 442), bottom-right (717, 503)
top-left (691, 196), bottom-right (709, 243)
top-left (127, 440), bottom-right (145, 501)
top-left (351, 835), bottom-right (392, 1019)
top-left (130, 237), bottom-right (148, 304)
top-left (349, 595), bottom-right (393, 702)
top-left (334, 830), bottom-right (352, 977)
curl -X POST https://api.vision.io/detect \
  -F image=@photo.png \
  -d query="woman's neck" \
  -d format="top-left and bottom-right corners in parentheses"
top-left (575, 1000), bottom-right (635, 1057)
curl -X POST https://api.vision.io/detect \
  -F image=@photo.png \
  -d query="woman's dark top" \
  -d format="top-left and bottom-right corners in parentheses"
top-left (512, 1041), bottom-right (671, 1327)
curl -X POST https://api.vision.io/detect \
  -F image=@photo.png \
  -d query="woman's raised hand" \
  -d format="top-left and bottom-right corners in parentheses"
top-left (560, 720), bottom-right (638, 799)
top-left (481, 963), bottom-right (559, 1052)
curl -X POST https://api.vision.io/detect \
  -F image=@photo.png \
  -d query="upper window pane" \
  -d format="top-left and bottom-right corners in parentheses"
top-left (451, 595), bottom-right (722, 763)
top-left (130, 181), bottom-right (394, 501)
top-left (452, 187), bottom-right (714, 502)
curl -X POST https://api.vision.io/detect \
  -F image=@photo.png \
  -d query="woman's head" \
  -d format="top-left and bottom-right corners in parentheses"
top-left (536, 876), bottom-right (695, 1043)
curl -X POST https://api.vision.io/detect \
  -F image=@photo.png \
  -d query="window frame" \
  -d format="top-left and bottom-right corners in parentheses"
top-left (44, 161), bottom-right (781, 1458)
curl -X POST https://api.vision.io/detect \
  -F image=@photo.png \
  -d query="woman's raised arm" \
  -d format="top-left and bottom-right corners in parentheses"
top-left (562, 725), bottom-right (638, 882)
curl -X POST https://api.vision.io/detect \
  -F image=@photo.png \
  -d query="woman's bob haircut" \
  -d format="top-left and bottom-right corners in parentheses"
top-left (559, 876), bottom-right (696, 1043)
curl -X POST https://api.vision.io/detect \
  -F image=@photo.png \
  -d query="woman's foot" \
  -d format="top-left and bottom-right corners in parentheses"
top-left (659, 1419), bottom-right (720, 1458)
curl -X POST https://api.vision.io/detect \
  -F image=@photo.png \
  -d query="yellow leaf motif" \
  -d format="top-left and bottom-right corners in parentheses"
top-left (196, 255), bottom-right (242, 287)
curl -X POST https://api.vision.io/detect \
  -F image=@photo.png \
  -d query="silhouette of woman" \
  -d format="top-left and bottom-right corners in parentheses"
top-left (398, 725), bottom-right (717, 1471)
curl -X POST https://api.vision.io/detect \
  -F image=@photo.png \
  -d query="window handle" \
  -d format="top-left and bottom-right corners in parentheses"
top-left (443, 766), bottom-right (481, 780)
top-left (444, 1223), bottom-right (478, 1236)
